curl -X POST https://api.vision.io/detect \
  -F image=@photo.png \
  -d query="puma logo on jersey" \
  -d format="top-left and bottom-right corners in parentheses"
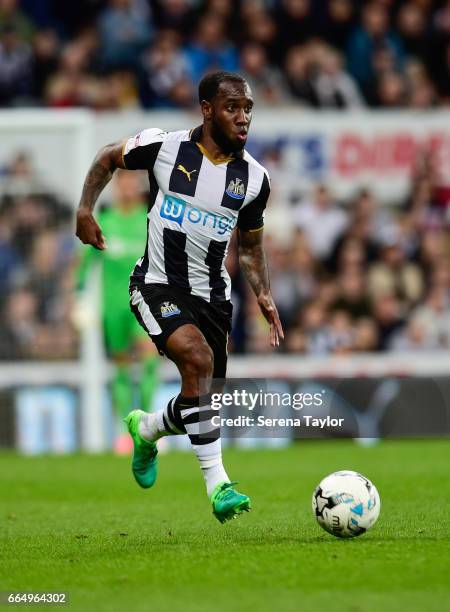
top-left (177, 164), bottom-right (197, 182)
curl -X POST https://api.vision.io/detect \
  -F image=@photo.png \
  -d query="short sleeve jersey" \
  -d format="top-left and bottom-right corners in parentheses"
top-left (123, 125), bottom-right (271, 302)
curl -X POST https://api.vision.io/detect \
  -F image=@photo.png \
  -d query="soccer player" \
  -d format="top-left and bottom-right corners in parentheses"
top-left (76, 170), bottom-right (160, 453)
top-left (76, 71), bottom-right (284, 523)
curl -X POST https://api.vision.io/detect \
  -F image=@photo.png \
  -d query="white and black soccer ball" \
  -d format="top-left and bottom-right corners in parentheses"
top-left (312, 470), bottom-right (381, 538)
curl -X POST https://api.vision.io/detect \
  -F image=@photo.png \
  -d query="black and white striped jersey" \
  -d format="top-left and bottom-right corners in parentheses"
top-left (123, 125), bottom-right (270, 303)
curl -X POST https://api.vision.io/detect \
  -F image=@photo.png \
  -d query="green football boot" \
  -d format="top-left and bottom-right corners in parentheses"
top-left (211, 481), bottom-right (251, 523)
top-left (124, 410), bottom-right (158, 489)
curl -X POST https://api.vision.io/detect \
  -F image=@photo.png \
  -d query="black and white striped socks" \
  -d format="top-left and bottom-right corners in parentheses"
top-left (138, 394), bottom-right (229, 497)
top-left (138, 396), bottom-right (186, 440)
top-left (176, 394), bottom-right (230, 497)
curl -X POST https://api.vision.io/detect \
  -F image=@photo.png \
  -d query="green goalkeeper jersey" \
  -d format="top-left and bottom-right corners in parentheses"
top-left (77, 203), bottom-right (147, 308)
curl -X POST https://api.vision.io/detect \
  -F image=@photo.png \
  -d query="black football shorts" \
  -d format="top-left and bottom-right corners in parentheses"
top-left (129, 283), bottom-right (232, 379)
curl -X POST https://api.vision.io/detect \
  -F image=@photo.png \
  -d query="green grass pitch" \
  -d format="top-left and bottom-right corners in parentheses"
top-left (1, 439), bottom-right (449, 612)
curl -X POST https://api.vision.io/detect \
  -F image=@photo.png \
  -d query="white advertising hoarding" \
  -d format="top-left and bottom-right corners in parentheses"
top-left (1, 109), bottom-right (450, 206)
top-left (95, 109), bottom-right (450, 204)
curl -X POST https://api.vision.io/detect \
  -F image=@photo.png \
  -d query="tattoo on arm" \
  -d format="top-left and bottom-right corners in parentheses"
top-left (237, 229), bottom-right (270, 297)
top-left (78, 141), bottom-right (125, 212)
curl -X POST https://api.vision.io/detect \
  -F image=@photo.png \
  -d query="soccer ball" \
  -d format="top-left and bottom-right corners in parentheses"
top-left (312, 470), bottom-right (381, 538)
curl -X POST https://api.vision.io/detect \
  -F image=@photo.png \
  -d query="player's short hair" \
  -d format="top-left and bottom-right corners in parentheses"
top-left (198, 71), bottom-right (247, 103)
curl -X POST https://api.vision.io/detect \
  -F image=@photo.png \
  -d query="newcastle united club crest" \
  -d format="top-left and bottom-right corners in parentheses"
top-left (225, 178), bottom-right (246, 200)
top-left (160, 302), bottom-right (181, 318)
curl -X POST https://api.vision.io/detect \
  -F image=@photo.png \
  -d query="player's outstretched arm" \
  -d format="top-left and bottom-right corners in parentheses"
top-left (76, 140), bottom-right (127, 250)
top-left (237, 228), bottom-right (284, 347)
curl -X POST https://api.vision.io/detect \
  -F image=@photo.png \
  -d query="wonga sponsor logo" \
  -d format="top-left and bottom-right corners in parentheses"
top-left (160, 195), bottom-right (186, 225)
top-left (160, 195), bottom-right (236, 236)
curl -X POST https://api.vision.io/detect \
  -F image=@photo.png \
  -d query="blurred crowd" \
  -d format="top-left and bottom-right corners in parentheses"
top-left (0, 152), bottom-right (77, 359)
top-left (230, 149), bottom-right (450, 354)
top-left (0, 0), bottom-right (449, 110)
top-left (0, 145), bottom-right (449, 360)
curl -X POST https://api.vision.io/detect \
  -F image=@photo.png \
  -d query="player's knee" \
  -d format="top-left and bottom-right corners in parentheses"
top-left (182, 343), bottom-right (214, 379)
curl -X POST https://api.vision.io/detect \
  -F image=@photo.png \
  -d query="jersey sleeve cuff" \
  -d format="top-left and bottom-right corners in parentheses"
top-left (121, 141), bottom-right (128, 169)
top-left (237, 221), bottom-right (264, 232)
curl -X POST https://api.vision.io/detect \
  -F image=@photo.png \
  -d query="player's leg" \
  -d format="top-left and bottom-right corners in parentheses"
top-left (103, 308), bottom-right (135, 453)
top-left (125, 285), bottom-right (191, 488)
top-left (110, 357), bottom-right (133, 420)
top-left (127, 286), bottom-right (190, 443)
top-left (164, 320), bottom-right (250, 522)
top-left (111, 354), bottom-right (135, 454)
top-left (132, 324), bottom-right (160, 414)
top-left (123, 310), bottom-right (181, 442)
top-left (104, 306), bottom-right (133, 421)
top-left (165, 323), bottom-right (228, 496)
top-left (127, 284), bottom-right (248, 519)
top-left (126, 323), bottom-right (210, 450)
top-left (194, 300), bottom-right (251, 522)
top-left (124, 390), bottom-right (181, 488)
top-left (140, 353), bottom-right (159, 411)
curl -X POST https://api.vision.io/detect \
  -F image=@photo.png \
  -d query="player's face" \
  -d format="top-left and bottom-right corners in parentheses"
top-left (206, 81), bottom-right (254, 153)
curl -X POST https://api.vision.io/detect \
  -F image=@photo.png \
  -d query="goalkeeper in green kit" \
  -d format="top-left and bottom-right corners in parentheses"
top-left (76, 170), bottom-right (160, 453)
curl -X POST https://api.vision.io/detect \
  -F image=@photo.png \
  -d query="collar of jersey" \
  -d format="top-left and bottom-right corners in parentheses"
top-left (196, 142), bottom-right (234, 165)
top-left (190, 125), bottom-right (236, 166)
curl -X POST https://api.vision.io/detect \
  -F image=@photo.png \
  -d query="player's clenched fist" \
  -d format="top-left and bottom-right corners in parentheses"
top-left (76, 209), bottom-right (107, 250)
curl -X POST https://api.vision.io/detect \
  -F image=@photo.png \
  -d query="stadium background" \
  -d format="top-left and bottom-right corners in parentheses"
top-left (0, 0), bottom-right (449, 451)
